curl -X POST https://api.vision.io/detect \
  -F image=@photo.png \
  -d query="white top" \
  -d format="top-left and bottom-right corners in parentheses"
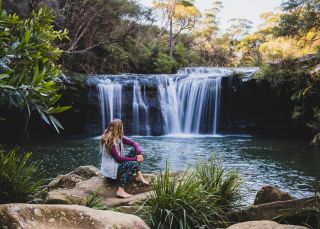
top-left (100, 140), bottom-right (124, 179)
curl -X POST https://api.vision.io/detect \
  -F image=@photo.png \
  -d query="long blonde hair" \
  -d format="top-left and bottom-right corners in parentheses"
top-left (101, 119), bottom-right (124, 153)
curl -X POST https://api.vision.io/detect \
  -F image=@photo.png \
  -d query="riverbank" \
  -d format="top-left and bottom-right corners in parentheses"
top-left (1, 165), bottom-right (318, 228)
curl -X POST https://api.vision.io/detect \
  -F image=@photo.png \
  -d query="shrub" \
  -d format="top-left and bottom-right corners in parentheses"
top-left (153, 53), bottom-right (178, 74)
top-left (196, 157), bottom-right (242, 211)
top-left (0, 148), bottom-right (45, 204)
top-left (0, 3), bottom-right (70, 133)
top-left (140, 160), bottom-right (242, 229)
top-left (83, 188), bottom-right (108, 210)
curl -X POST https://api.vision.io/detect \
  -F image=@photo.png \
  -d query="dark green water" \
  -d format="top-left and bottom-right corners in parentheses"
top-left (27, 135), bottom-right (320, 203)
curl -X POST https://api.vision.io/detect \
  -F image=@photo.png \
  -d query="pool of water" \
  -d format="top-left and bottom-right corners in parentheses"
top-left (27, 135), bottom-right (320, 204)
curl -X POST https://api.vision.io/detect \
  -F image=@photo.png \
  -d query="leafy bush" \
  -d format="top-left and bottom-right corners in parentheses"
top-left (153, 53), bottom-right (178, 74)
top-left (0, 148), bottom-right (45, 204)
top-left (140, 159), bottom-right (242, 229)
top-left (0, 2), bottom-right (70, 133)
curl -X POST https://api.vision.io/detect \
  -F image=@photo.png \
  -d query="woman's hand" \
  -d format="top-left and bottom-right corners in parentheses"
top-left (137, 155), bottom-right (144, 162)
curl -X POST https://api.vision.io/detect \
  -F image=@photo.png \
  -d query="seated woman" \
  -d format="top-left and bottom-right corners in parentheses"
top-left (100, 119), bottom-right (149, 198)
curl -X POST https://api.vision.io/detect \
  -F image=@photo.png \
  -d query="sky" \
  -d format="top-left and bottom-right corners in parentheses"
top-left (139, 0), bottom-right (283, 32)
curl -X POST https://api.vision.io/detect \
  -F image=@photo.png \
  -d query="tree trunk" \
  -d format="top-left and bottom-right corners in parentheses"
top-left (169, 0), bottom-right (175, 57)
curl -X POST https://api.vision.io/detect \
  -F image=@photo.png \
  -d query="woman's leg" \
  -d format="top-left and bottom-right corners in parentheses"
top-left (117, 161), bottom-right (140, 189)
top-left (125, 148), bottom-right (149, 185)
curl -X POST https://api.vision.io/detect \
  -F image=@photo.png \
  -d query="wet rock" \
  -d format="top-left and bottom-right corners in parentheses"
top-left (229, 197), bottom-right (316, 222)
top-left (254, 186), bottom-right (295, 205)
top-left (227, 220), bottom-right (308, 229)
top-left (46, 166), bottom-right (155, 208)
top-left (48, 174), bottom-right (85, 190)
top-left (311, 133), bottom-right (320, 146)
top-left (68, 165), bottom-right (101, 179)
top-left (0, 203), bottom-right (150, 229)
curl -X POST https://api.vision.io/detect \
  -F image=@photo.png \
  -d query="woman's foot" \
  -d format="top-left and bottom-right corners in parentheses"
top-left (135, 172), bottom-right (150, 185)
top-left (116, 188), bottom-right (133, 198)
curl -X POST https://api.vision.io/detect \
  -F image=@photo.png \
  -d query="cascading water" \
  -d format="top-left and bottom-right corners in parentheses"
top-left (157, 77), bottom-right (181, 134)
top-left (89, 67), bottom-right (258, 136)
top-left (177, 76), bottom-right (222, 135)
top-left (133, 81), bottom-right (151, 135)
top-left (97, 79), bottom-right (122, 132)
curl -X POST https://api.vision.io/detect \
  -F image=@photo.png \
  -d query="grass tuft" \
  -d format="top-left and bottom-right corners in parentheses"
top-left (139, 158), bottom-right (242, 229)
top-left (0, 147), bottom-right (45, 204)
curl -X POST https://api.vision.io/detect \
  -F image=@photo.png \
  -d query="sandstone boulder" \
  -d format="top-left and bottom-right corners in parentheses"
top-left (48, 174), bottom-right (85, 190)
top-left (227, 220), bottom-right (308, 229)
top-left (254, 186), bottom-right (295, 205)
top-left (0, 203), bottom-right (149, 229)
top-left (48, 165), bottom-right (101, 190)
top-left (68, 165), bottom-right (101, 179)
top-left (46, 166), bottom-right (155, 208)
top-left (229, 197), bottom-right (316, 222)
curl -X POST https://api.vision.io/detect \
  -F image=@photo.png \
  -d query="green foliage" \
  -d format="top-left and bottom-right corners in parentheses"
top-left (275, 0), bottom-right (320, 40)
top-left (173, 42), bottom-right (190, 68)
top-left (0, 3), bottom-right (70, 133)
top-left (0, 147), bottom-right (45, 204)
top-left (196, 157), bottom-right (242, 211)
top-left (153, 53), bottom-right (178, 74)
top-left (83, 188), bottom-right (108, 210)
top-left (140, 160), bottom-right (242, 229)
top-left (256, 59), bottom-right (308, 96)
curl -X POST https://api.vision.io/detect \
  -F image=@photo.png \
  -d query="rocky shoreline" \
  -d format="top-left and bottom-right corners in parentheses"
top-left (0, 165), bottom-right (317, 229)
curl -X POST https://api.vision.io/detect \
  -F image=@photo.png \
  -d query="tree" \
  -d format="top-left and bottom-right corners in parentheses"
top-left (154, 0), bottom-right (200, 56)
top-left (275, 0), bottom-right (320, 43)
top-left (198, 0), bottom-right (223, 39)
top-left (237, 33), bottom-right (264, 66)
top-left (0, 3), bottom-right (70, 134)
top-left (54, 0), bottom-right (153, 55)
top-left (226, 18), bottom-right (253, 41)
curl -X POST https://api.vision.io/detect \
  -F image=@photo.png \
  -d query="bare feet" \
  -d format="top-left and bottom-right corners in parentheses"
top-left (135, 172), bottom-right (150, 185)
top-left (116, 188), bottom-right (133, 198)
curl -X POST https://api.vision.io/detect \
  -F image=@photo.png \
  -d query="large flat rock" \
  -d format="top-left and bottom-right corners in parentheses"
top-left (0, 203), bottom-right (150, 229)
top-left (46, 165), bottom-right (155, 208)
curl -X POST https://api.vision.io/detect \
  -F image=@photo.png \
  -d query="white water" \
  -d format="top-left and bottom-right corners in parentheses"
top-left (177, 76), bottom-right (222, 134)
top-left (91, 67), bottom-right (258, 135)
top-left (133, 81), bottom-right (151, 135)
top-left (157, 77), bottom-right (181, 134)
top-left (97, 79), bottom-right (122, 132)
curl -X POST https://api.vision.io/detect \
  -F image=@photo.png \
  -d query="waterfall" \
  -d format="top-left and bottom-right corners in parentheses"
top-left (90, 67), bottom-right (258, 136)
top-left (133, 81), bottom-right (151, 135)
top-left (157, 77), bottom-right (181, 134)
top-left (97, 80), bottom-right (122, 132)
top-left (213, 77), bottom-right (222, 135)
top-left (177, 76), bottom-right (222, 134)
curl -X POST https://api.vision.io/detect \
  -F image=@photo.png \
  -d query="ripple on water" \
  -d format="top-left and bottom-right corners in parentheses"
top-left (28, 135), bottom-right (320, 203)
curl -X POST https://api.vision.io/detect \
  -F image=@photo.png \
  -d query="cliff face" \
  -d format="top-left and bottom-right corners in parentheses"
top-left (0, 67), bottom-right (313, 143)
top-left (55, 74), bottom-right (305, 138)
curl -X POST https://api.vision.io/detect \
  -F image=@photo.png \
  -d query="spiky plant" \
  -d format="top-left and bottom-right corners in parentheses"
top-left (0, 148), bottom-right (45, 204)
top-left (139, 160), bottom-right (241, 229)
top-left (195, 157), bottom-right (242, 211)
